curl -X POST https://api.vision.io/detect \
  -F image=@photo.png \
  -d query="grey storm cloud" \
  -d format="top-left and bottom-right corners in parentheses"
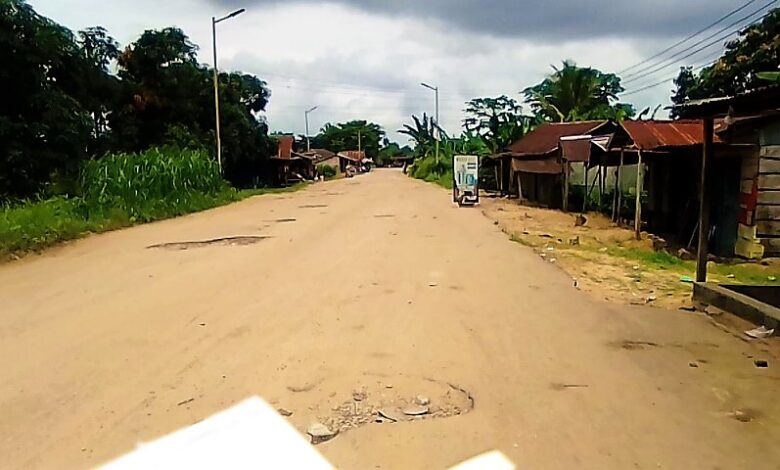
top-left (209, 0), bottom-right (744, 40)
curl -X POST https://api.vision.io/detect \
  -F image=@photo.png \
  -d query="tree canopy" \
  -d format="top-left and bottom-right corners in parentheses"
top-left (671, 8), bottom-right (780, 114)
top-left (523, 60), bottom-right (635, 123)
top-left (463, 95), bottom-right (536, 154)
top-left (310, 121), bottom-right (385, 160)
top-left (0, 0), bottom-right (276, 200)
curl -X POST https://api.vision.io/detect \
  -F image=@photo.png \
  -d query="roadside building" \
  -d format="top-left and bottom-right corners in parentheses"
top-left (337, 150), bottom-right (366, 174)
top-left (674, 85), bottom-right (780, 279)
top-left (303, 149), bottom-right (342, 176)
top-left (498, 121), bottom-right (616, 207)
top-left (499, 119), bottom-right (762, 259)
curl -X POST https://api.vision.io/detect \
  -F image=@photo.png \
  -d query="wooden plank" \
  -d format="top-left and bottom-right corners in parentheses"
top-left (758, 174), bottom-right (780, 189)
top-left (756, 205), bottom-right (780, 221)
top-left (738, 223), bottom-right (758, 240)
top-left (634, 151), bottom-right (643, 239)
top-left (697, 119), bottom-right (713, 282)
top-left (736, 238), bottom-right (765, 259)
top-left (741, 179), bottom-right (756, 193)
top-left (760, 145), bottom-right (780, 158)
top-left (742, 153), bottom-right (759, 179)
top-left (758, 191), bottom-right (780, 204)
top-left (757, 220), bottom-right (780, 235)
top-left (759, 157), bottom-right (780, 174)
top-left (761, 237), bottom-right (780, 255)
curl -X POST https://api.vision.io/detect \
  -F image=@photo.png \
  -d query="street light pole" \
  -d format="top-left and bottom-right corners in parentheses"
top-left (305, 106), bottom-right (318, 152)
top-left (211, 8), bottom-right (246, 173)
top-left (421, 82), bottom-right (439, 164)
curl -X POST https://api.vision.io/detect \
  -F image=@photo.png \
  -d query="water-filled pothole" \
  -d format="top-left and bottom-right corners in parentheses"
top-left (147, 236), bottom-right (270, 250)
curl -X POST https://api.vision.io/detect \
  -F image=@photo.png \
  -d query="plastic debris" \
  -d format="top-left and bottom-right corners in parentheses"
top-left (745, 326), bottom-right (775, 339)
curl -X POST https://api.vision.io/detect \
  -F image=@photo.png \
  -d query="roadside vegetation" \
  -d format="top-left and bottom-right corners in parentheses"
top-left (316, 164), bottom-right (337, 179)
top-left (0, 148), bottom-right (304, 258)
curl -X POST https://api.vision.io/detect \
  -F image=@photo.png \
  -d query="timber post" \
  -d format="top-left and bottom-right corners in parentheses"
top-left (634, 150), bottom-right (643, 239)
top-left (696, 118), bottom-right (714, 282)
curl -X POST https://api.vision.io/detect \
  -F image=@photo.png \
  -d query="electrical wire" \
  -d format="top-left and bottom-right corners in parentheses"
top-left (622, 0), bottom-right (778, 83)
top-left (617, 0), bottom-right (759, 74)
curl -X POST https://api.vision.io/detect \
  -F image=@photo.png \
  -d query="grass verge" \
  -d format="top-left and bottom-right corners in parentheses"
top-left (0, 147), bottom-right (309, 260)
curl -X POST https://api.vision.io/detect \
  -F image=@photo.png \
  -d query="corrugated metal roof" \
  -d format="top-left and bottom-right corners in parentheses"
top-left (621, 120), bottom-right (723, 150)
top-left (337, 150), bottom-right (366, 162)
top-left (506, 121), bottom-right (609, 156)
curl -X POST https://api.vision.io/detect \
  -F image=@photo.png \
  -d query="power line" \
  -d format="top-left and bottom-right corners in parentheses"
top-left (621, 48), bottom-right (724, 92)
top-left (622, 1), bottom-right (778, 83)
top-left (621, 58), bottom-right (718, 97)
top-left (618, 0), bottom-right (759, 75)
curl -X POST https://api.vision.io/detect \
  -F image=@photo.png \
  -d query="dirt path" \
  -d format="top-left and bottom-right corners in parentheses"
top-left (1, 169), bottom-right (778, 469)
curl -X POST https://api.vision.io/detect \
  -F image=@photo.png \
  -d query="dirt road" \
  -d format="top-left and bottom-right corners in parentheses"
top-left (1, 169), bottom-right (778, 469)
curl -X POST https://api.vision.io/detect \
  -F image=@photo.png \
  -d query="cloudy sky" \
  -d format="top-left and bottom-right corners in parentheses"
top-left (31, 0), bottom-right (769, 142)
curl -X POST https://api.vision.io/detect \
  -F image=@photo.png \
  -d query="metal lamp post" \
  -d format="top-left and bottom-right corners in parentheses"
top-left (420, 82), bottom-right (439, 164)
top-left (305, 106), bottom-right (318, 152)
top-left (212, 8), bottom-right (246, 173)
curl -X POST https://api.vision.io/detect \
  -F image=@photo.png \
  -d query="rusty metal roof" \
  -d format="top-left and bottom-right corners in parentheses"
top-left (337, 150), bottom-right (366, 162)
top-left (620, 120), bottom-right (723, 150)
top-left (506, 121), bottom-right (609, 157)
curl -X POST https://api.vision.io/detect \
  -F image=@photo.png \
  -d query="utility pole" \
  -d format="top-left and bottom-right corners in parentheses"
top-left (357, 131), bottom-right (361, 153)
top-left (305, 106), bottom-right (318, 152)
top-left (421, 82), bottom-right (439, 164)
top-left (211, 8), bottom-right (246, 173)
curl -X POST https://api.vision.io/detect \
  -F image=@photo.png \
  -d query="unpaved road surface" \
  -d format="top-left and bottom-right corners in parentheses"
top-left (1, 169), bottom-right (778, 469)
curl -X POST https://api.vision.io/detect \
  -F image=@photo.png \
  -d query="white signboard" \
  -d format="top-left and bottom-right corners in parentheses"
top-left (453, 155), bottom-right (479, 205)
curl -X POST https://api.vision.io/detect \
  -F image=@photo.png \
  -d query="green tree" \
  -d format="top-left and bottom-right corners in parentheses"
top-left (76, 26), bottom-right (120, 155)
top-left (110, 27), bottom-right (274, 187)
top-left (377, 141), bottom-right (413, 166)
top-left (463, 95), bottom-right (536, 154)
top-left (672, 8), bottom-right (780, 107)
top-left (398, 113), bottom-right (442, 159)
top-left (0, 0), bottom-right (92, 198)
top-left (314, 121), bottom-right (385, 159)
top-left (523, 60), bottom-right (635, 122)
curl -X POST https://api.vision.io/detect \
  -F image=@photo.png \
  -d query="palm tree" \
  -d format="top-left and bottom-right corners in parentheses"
top-left (523, 60), bottom-right (634, 122)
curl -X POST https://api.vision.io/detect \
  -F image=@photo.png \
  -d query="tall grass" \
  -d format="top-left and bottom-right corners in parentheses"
top-left (0, 147), bottom-right (247, 257)
top-left (80, 147), bottom-right (229, 222)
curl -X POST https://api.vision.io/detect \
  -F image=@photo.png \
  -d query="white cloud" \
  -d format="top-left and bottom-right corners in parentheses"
top-left (30, 0), bottom-right (723, 142)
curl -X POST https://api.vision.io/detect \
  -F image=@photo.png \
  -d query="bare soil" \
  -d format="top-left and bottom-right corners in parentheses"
top-left (1, 170), bottom-right (779, 469)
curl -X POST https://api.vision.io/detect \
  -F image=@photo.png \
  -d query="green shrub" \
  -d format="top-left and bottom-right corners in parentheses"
top-left (317, 164), bottom-right (337, 178)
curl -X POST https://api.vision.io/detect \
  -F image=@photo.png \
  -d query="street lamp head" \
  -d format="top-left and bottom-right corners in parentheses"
top-left (215, 8), bottom-right (246, 23)
top-left (420, 82), bottom-right (437, 91)
top-left (306, 106), bottom-right (319, 114)
top-left (227, 8), bottom-right (246, 18)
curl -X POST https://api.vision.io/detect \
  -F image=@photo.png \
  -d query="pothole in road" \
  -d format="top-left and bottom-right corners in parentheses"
top-left (608, 340), bottom-right (660, 351)
top-left (284, 375), bottom-right (474, 444)
top-left (147, 236), bottom-right (271, 250)
top-left (299, 204), bottom-right (329, 209)
top-left (268, 218), bottom-right (297, 223)
top-left (373, 214), bottom-right (396, 218)
top-left (729, 408), bottom-right (762, 423)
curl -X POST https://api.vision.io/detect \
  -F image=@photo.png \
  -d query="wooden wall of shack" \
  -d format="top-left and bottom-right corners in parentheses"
top-left (723, 118), bottom-right (780, 257)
